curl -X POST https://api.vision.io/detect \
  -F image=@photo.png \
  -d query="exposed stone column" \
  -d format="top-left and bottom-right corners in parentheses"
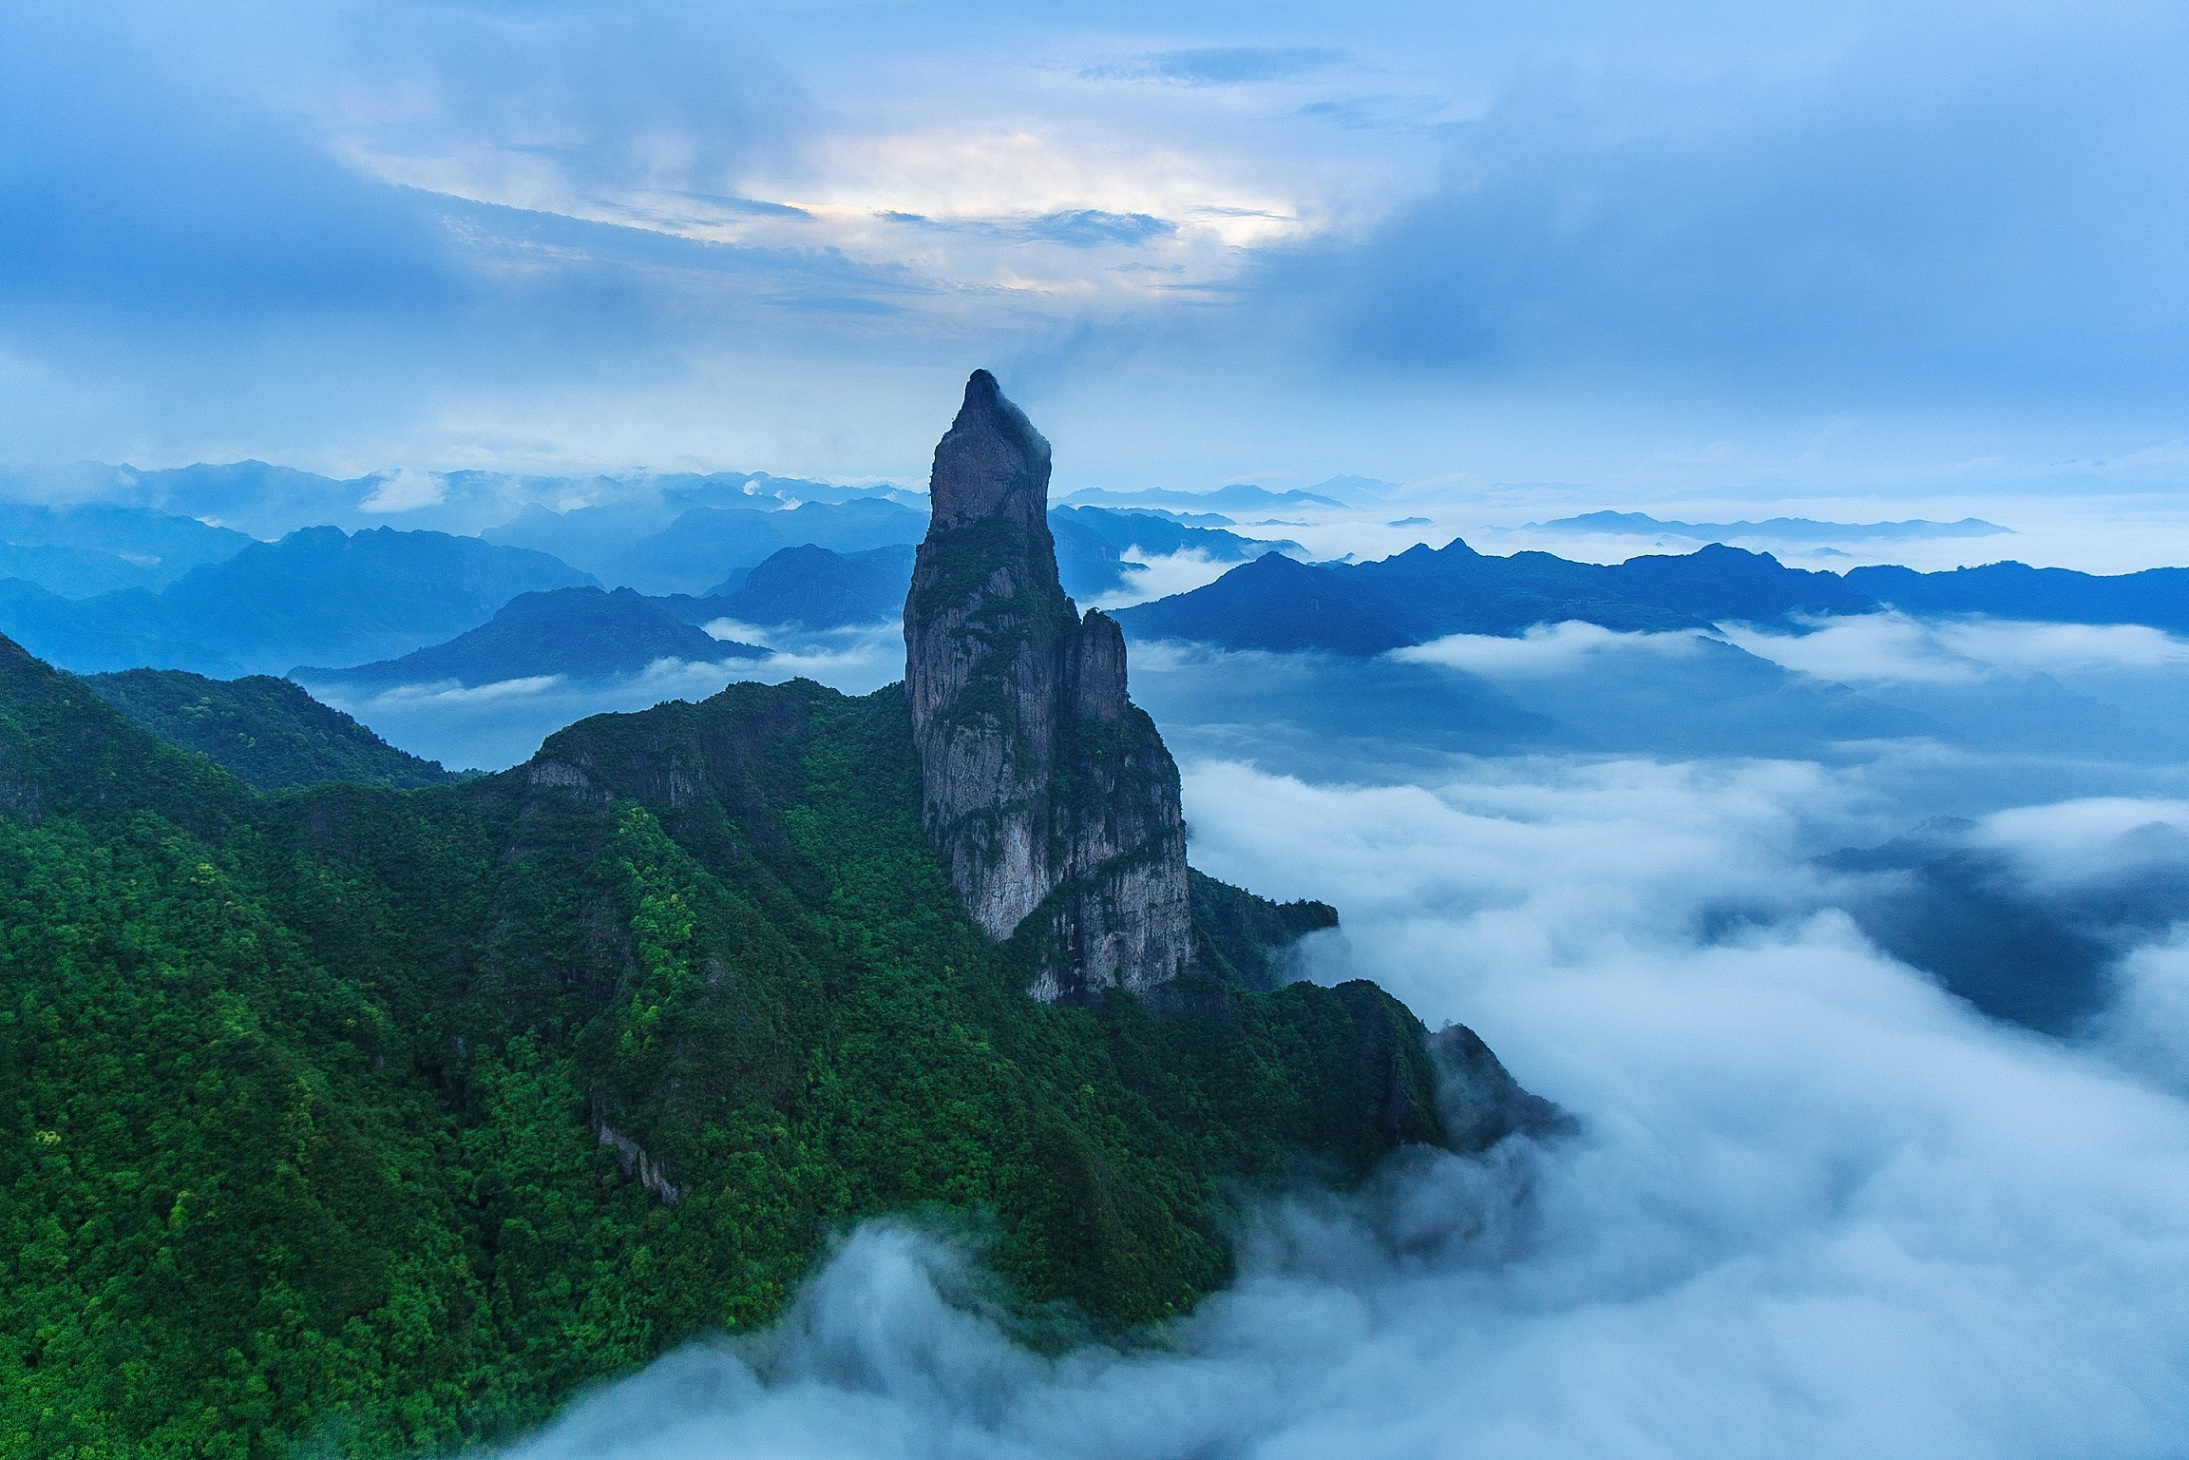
top-left (903, 370), bottom-right (1192, 1001)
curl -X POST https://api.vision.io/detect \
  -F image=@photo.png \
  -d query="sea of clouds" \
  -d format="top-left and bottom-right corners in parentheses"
top-left (455, 614), bottom-right (2189, 1459)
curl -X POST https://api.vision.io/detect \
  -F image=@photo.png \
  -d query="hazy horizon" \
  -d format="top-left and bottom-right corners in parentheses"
top-left (7, 1), bottom-right (2187, 551)
top-left (8, 4), bottom-right (2189, 1457)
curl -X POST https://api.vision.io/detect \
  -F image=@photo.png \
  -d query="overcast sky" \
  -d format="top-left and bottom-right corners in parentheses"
top-left (4, 0), bottom-right (2185, 518)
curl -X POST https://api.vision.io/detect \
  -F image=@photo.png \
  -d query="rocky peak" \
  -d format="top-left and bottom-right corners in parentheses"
top-left (927, 369), bottom-right (1052, 536)
top-left (904, 371), bottom-right (1192, 1002)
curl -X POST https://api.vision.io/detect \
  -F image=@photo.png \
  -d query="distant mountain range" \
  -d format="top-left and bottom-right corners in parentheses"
top-left (555, 499), bottom-right (1282, 602)
top-left (483, 478), bottom-right (920, 579)
top-left (0, 505), bottom-right (1295, 688)
top-left (1844, 561), bottom-right (2189, 630)
top-left (1, 460), bottom-right (921, 542)
top-left (315, 535), bottom-right (2189, 695)
top-left (693, 544), bottom-right (915, 630)
top-left (604, 500), bottom-right (931, 596)
top-left (8, 484), bottom-right (2182, 689)
top-left (1115, 538), bottom-right (2189, 653)
top-left (0, 527), bottom-right (595, 675)
top-left (0, 476), bottom-right (1300, 668)
top-left (290, 513), bottom-right (1292, 693)
top-left (1049, 506), bottom-right (1289, 599)
top-left (0, 499), bottom-right (257, 596)
top-left (296, 587), bottom-right (767, 690)
top-left (1532, 510), bottom-right (2010, 543)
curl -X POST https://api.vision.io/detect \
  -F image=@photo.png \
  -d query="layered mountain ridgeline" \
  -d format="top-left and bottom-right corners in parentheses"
top-left (275, 508), bottom-right (1289, 694)
top-left (0, 505), bottom-right (1298, 687)
top-left (688, 543), bottom-right (917, 630)
top-left (482, 479), bottom-right (1277, 604)
top-left (2, 460), bottom-right (447, 542)
top-left (1115, 542), bottom-right (1864, 654)
top-left (1843, 561), bottom-right (2189, 632)
top-left (1532, 510), bottom-right (2009, 544)
top-left (480, 475), bottom-right (917, 575)
top-left (665, 510), bottom-right (1282, 633)
top-left (0, 527), bottom-right (595, 677)
top-left (0, 499), bottom-right (255, 597)
top-left (605, 499), bottom-right (932, 597)
top-left (1115, 537), bottom-right (2189, 653)
top-left (623, 507), bottom-right (1278, 625)
top-left (504, 483), bottom-right (1291, 603)
top-left (1048, 506), bottom-right (1288, 602)
top-left (295, 588), bottom-right (767, 691)
top-left (82, 668), bottom-right (463, 789)
top-left (0, 461), bottom-right (917, 547)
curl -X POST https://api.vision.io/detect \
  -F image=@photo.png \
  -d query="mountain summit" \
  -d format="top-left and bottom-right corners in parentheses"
top-left (905, 370), bottom-right (1193, 1002)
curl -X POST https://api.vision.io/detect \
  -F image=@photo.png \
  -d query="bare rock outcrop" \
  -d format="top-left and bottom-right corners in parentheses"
top-left (903, 370), bottom-right (1193, 1001)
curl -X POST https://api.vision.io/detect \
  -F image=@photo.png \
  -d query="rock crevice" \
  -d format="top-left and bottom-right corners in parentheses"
top-left (903, 370), bottom-right (1192, 1001)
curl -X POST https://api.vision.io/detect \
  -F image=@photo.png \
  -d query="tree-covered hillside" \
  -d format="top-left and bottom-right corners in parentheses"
top-left (82, 669), bottom-right (463, 790)
top-left (0, 634), bottom-right (1458, 1457)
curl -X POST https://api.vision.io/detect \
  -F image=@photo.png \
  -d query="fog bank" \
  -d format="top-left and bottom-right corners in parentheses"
top-left (490, 734), bottom-right (2189, 1459)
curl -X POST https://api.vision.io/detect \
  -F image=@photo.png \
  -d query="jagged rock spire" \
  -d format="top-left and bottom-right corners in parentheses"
top-left (927, 368), bottom-right (1053, 536)
top-left (903, 370), bottom-right (1191, 1002)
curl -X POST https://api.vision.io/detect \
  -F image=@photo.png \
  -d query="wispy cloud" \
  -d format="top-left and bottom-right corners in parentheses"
top-left (1395, 621), bottom-right (1721, 676)
top-left (1088, 46), bottom-right (1347, 87)
top-left (1724, 614), bottom-right (2189, 685)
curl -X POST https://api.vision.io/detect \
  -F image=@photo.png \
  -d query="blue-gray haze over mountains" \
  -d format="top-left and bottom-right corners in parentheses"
top-left (11, 458), bottom-right (2189, 1456)
top-left (13, 461), bottom-right (2189, 1051)
top-left (10, 0), bottom-right (2189, 1449)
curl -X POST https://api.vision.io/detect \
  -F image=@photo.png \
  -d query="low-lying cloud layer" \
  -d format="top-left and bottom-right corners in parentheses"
top-left (1725, 613), bottom-right (2189, 684)
top-left (320, 626), bottom-right (905, 770)
top-left (280, 605), bottom-right (2189, 1455)
top-left (492, 741), bottom-right (2189, 1458)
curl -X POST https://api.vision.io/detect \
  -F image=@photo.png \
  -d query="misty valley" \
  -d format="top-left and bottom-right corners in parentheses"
top-left (8, 381), bottom-right (2189, 1460)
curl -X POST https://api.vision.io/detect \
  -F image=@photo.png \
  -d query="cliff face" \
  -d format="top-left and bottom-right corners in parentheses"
top-left (904, 370), bottom-right (1193, 1001)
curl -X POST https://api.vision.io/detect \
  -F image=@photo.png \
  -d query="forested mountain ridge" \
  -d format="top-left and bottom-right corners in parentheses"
top-left (0, 630), bottom-right (1515, 1454)
top-left (82, 668), bottom-right (463, 789)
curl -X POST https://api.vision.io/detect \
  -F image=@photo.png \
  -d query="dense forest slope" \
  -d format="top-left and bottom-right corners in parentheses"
top-left (0, 631), bottom-right (1514, 1457)
top-left (82, 668), bottom-right (463, 789)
